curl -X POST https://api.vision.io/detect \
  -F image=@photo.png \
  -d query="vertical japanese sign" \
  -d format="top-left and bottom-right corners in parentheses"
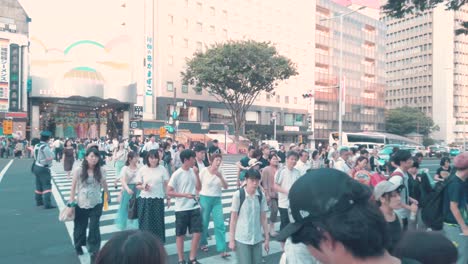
top-left (0, 39), bottom-right (9, 84)
top-left (9, 44), bottom-right (20, 111)
top-left (146, 36), bottom-right (153, 96)
top-left (0, 39), bottom-right (9, 112)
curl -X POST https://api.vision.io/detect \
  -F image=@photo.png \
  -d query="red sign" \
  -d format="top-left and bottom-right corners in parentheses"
top-left (5, 112), bottom-right (27, 118)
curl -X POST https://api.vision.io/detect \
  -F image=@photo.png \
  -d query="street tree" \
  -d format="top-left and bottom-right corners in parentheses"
top-left (182, 40), bottom-right (297, 144)
top-left (385, 106), bottom-right (439, 137)
top-left (382, 0), bottom-right (467, 34)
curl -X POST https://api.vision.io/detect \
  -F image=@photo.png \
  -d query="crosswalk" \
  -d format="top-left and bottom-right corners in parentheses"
top-left (50, 160), bottom-right (283, 264)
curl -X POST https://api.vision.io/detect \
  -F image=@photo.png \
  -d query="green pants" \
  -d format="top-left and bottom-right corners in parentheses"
top-left (200, 195), bottom-right (226, 252)
top-left (115, 160), bottom-right (125, 179)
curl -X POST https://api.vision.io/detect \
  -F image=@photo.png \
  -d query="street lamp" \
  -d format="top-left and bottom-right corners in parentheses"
top-left (321, 6), bottom-right (366, 146)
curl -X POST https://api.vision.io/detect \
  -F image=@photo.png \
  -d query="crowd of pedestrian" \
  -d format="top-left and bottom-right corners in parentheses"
top-left (28, 131), bottom-right (467, 264)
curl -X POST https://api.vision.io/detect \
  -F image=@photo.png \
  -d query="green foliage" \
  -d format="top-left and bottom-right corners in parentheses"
top-left (385, 107), bottom-right (439, 137)
top-left (423, 137), bottom-right (436, 147)
top-left (181, 40), bottom-right (297, 140)
top-left (382, 0), bottom-right (467, 35)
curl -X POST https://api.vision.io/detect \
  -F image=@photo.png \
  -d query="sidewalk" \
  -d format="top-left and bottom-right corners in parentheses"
top-left (0, 159), bottom-right (79, 264)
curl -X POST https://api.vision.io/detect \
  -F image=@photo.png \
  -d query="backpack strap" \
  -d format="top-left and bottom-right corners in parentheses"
top-left (238, 187), bottom-right (263, 216)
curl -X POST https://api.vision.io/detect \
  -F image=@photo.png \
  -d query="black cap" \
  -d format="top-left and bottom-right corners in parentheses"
top-left (276, 168), bottom-right (371, 242)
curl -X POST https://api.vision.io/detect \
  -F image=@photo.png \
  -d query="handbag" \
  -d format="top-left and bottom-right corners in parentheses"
top-left (128, 193), bottom-right (138, 220)
top-left (59, 207), bottom-right (75, 222)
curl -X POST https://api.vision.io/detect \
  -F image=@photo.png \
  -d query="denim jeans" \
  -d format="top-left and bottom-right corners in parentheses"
top-left (443, 223), bottom-right (468, 264)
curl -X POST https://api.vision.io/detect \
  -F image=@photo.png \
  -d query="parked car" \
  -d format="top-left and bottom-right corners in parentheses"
top-left (428, 145), bottom-right (441, 158)
top-left (450, 148), bottom-right (461, 156)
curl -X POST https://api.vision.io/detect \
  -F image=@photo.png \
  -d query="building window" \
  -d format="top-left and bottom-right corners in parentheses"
top-left (196, 22), bottom-right (203, 32)
top-left (168, 14), bottom-right (174, 24)
top-left (285, 96), bottom-right (289, 104)
top-left (167, 81), bottom-right (174, 92)
top-left (294, 97), bottom-right (297, 104)
top-left (184, 19), bottom-right (189, 29)
top-left (210, 6), bottom-right (215, 15)
top-left (209, 25), bottom-right (215, 34)
top-left (183, 38), bottom-right (188, 48)
top-left (182, 84), bottom-right (188, 93)
top-left (266, 94), bottom-right (271, 102)
top-left (168, 56), bottom-right (173, 65)
top-left (276, 95), bottom-right (280, 103)
top-left (209, 108), bottom-right (231, 123)
top-left (168, 35), bottom-right (174, 46)
top-left (222, 29), bottom-right (228, 38)
top-left (284, 113), bottom-right (294, 126)
top-left (185, 0), bottom-right (189, 7)
top-left (196, 2), bottom-right (203, 13)
top-left (245, 111), bottom-right (259, 124)
top-left (222, 10), bottom-right (228, 18)
top-left (196, 41), bottom-right (203, 52)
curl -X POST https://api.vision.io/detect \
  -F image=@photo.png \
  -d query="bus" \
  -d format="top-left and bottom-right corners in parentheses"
top-left (329, 131), bottom-right (421, 149)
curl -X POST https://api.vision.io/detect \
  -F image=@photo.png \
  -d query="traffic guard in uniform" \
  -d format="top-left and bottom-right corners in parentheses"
top-left (32, 131), bottom-right (56, 209)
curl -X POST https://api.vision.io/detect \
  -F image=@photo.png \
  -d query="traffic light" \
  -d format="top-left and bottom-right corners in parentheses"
top-left (3, 120), bottom-right (13, 134)
top-left (302, 93), bottom-right (313, 98)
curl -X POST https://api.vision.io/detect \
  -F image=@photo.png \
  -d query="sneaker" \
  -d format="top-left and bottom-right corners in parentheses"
top-left (189, 259), bottom-right (201, 264)
top-left (44, 205), bottom-right (57, 209)
top-left (178, 260), bottom-right (186, 264)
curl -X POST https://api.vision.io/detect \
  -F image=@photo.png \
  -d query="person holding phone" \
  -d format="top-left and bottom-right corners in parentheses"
top-left (135, 150), bottom-right (170, 243)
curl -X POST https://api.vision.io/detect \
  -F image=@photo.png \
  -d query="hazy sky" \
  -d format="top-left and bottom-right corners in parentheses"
top-left (19, 0), bottom-right (132, 49)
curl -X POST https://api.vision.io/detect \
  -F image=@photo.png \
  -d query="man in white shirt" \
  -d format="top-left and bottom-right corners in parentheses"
top-left (327, 143), bottom-right (338, 160)
top-left (334, 147), bottom-right (351, 174)
top-left (167, 149), bottom-right (202, 264)
top-left (295, 150), bottom-right (311, 176)
top-left (274, 151), bottom-right (301, 231)
top-left (143, 134), bottom-right (160, 152)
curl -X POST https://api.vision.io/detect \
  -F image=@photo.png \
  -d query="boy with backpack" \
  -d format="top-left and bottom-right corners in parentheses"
top-left (229, 169), bottom-right (269, 264)
top-left (442, 152), bottom-right (468, 264)
top-left (389, 150), bottom-right (419, 230)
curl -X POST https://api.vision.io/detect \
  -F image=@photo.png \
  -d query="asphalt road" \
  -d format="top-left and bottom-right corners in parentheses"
top-left (0, 155), bottom-right (447, 264)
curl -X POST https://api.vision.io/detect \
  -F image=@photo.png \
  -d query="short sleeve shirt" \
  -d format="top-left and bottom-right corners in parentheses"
top-left (240, 156), bottom-right (250, 168)
top-left (199, 167), bottom-right (224, 197)
top-left (275, 167), bottom-right (301, 208)
top-left (168, 168), bottom-right (200, 212)
top-left (137, 165), bottom-right (169, 199)
top-left (259, 157), bottom-right (269, 169)
top-left (208, 145), bottom-right (221, 155)
top-left (443, 176), bottom-right (468, 224)
top-left (231, 188), bottom-right (268, 245)
top-left (120, 165), bottom-right (139, 184)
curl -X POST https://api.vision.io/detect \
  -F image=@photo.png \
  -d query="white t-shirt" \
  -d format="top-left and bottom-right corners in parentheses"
top-left (275, 167), bottom-right (301, 209)
top-left (168, 167), bottom-right (200, 212)
top-left (196, 160), bottom-right (206, 170)
top-left (334, 157), bottom-right (351, 174)
top-left (136, 165), bottom-right (169, 199)
top-left (143, 141), bottom-right (159, 151)
top-left (199, 167), bottom-right (224, 197)
top-left (120, 165), bottom-right (139, 184)
top-left (295, 160), bottom-right (310, 176)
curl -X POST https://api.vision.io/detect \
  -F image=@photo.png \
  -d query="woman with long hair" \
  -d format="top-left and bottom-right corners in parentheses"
top-left (199, 153), bottom-right (230, 257)
top-left (261, 154), bottom-right (280, 237)
top-left (135, 149), bottom-right (170, 242)
top-left (68, 147), bottom-right (109, 263)
top-left (115, 151), bottom-right (140, 230)
top-left (63, 139), bottom-right (76, 178)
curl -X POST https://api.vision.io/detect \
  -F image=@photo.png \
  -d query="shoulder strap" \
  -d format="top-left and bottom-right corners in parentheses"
top-left (238, 187), bottom-right (263, 215)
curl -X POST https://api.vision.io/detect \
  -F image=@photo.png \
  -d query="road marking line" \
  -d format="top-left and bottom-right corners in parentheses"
top-left (0, 159), bottom-right (14, 184)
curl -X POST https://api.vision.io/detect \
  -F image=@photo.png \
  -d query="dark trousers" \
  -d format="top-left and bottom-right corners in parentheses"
top-left (33, 165), bottom-right (52, 207)
top-left (55, 149), bottom-right (63, 161)
top-left (74, 204), bottom-right (103, 253)
top-left (279, 207), bottom-right (290, 231)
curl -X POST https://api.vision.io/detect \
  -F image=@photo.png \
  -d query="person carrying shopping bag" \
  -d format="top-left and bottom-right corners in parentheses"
top-left (115, 151), bottom-right (140, 230)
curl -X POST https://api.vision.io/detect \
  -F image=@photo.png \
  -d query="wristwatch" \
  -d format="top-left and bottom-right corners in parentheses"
top-left (67, 201), bottom-right (77, 207)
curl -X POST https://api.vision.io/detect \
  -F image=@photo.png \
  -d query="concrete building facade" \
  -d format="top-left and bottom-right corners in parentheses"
top-left (314, 0), bottom-right (386, 143)
top-left (0, 0), bottom-right (30, 137)
top-left (384, 5), bottom-right (468, 144)
top-left (137, 0), bottom-right (316, 143)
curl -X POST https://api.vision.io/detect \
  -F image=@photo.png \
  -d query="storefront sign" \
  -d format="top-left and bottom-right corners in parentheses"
top-left (5, 112), bottom-right (27, 118)
top-left (130, 121), bottom-right (138, 129)
top-left (284, 126), bottom-right (300, 132)
top-left (9, 44), bottom-right (20, 111)
top-left (145, 36), bottom-right (153, 96)
top-left (134, 105), bottom-right (143, 118)
top-left (188, 107), bottom-right (198, 122)
top-left (0, 39), bottom-right (8, 83)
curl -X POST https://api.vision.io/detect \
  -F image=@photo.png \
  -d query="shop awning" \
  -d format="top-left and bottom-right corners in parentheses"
top-left (205, 134), bottom-right (233, 143)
